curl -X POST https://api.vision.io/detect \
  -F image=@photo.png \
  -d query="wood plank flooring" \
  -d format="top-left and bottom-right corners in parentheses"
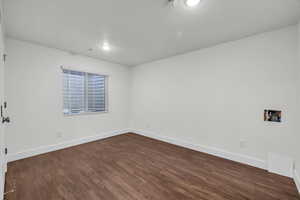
top-left (4, 133), bottom-right (300, 200)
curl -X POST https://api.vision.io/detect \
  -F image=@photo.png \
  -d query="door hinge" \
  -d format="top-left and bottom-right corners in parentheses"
top-left (5, 148), bottom-right (7, 155)
top-left (3, 54), bottom-right (7, 62)
top-left (4, 101), bottom-right (7, 109)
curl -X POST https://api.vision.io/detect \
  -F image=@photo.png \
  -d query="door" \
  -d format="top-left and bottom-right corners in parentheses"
top-left (0, 17), bottom-right (5, 200)
top-left (0, 65), bottom-right (4, 200)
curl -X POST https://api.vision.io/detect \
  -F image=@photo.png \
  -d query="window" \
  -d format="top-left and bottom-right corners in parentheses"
top-left (63, 68), bottom-right (107, 115)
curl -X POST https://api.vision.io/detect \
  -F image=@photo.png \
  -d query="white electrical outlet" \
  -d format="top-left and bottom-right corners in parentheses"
top-left (57, 132), bottom-right (63, 138)
top-left (240, 140), bottom-right (246, 148)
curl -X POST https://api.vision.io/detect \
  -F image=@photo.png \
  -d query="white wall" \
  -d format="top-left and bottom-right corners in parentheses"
top-left (130, 26), bottom-right (299, 167)
top-left (4, 38), bottom-right (130, 156)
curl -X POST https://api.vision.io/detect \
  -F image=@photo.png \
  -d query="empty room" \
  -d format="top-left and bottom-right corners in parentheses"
top-left (0, 0), bottom-right (300, 199)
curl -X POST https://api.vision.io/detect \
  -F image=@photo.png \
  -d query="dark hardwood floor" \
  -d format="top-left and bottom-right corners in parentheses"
top-left (4, 133), bottom-right (300, 200)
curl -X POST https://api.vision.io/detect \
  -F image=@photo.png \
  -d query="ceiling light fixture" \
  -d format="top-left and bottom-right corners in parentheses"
top-left (101, 42), bottom-right (111, 51)
top-left (185, 0), bottom-right (201, 7)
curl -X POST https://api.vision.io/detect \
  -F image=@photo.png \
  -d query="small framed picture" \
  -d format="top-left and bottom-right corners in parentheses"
top-left (264, 110), bottom-right (281, 123)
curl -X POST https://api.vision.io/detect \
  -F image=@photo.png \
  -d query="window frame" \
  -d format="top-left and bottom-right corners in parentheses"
top-left (62, 67), bottom-right (109, 116)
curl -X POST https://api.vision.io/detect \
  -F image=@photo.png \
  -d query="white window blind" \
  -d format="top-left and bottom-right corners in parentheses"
top-left (63, 69), bottom-right (107, 115)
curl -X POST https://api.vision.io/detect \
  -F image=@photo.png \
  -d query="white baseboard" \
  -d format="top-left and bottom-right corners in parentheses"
top-left (131, 129), bottom-right (267, 170)
top-left (7, 129), bottom-right (129, 162)
top-left (0, 172), bottom-right (3, 200)
top-left (294, 170), bottom-right (300, 194)
top-left (268, 153), bottom-right (294, 178)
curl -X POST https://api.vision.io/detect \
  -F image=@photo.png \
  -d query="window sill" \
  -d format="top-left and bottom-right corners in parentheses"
top-left (63, 111), bottom-right (108, 117)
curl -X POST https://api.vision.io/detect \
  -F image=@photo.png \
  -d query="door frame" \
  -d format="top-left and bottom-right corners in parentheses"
top-left (0, 0), bottom-right (6, 199)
